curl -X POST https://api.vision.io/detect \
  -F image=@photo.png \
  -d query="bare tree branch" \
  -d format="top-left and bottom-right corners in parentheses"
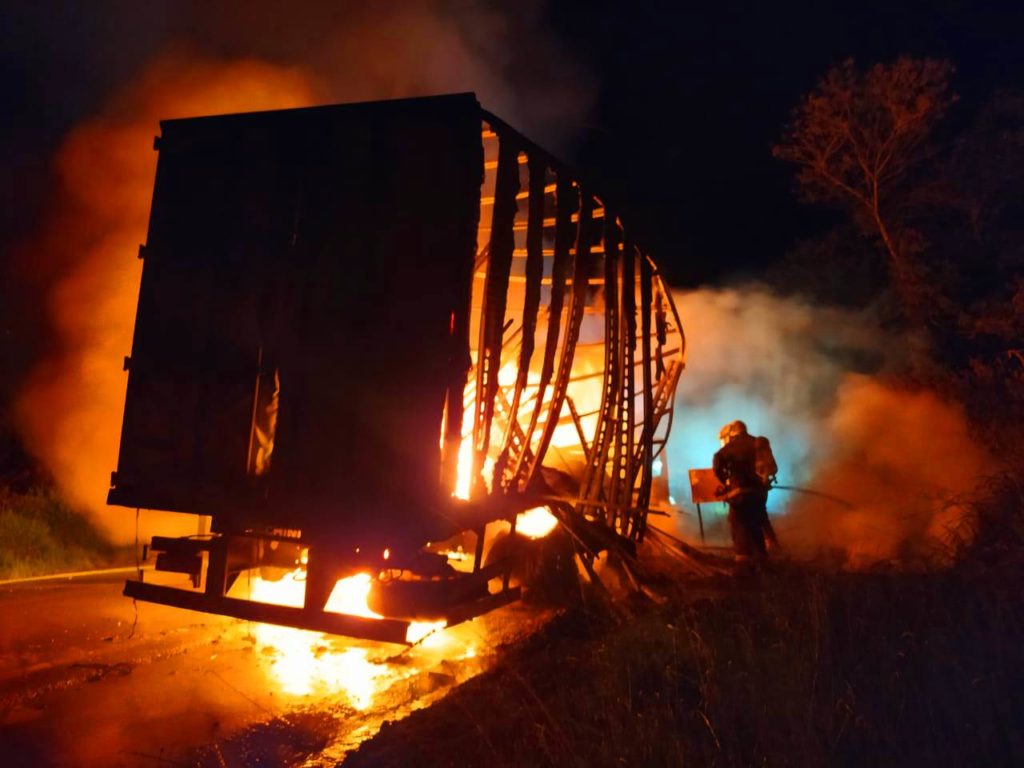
top-left (773, 57), bottom-right (956, 321)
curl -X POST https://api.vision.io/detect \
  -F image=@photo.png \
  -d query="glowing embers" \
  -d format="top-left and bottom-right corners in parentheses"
top-left (515, 506), bottom-right (559, 539)
top-left (453, 436), bottom-right (477, 500)
top-left (325, 572), bottom-right (379, 618)
top-left (233, 567), bottom-right (451, 706)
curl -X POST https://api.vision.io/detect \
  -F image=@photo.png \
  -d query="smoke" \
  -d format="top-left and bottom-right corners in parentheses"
top-left (666, 286), bottom-right (990, 567)
top-left (305, 0), bottom-right (593, 148)
top-left (177, 0), bottom-right (594, 148)
top-left (15, 56), bottom-right (318, 541)
top-left (12, 4), bottom-right (593, 542)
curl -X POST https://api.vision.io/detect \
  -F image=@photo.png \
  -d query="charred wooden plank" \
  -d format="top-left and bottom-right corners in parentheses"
top-left (440, 122), bottom-right (483, 495)
top-left (636, 250), bottom-right (655, 519)
top-left (498, 153), bottom-right (547, 489)
top-left (471, 135), bottom-right (520, 495)
top-left (619, 238), bottom-right (638, 536)
top-left (509, 174), bottom-right (576, 488)
top-left (566, 396), bottom-right (591, 455)
top-left (580, 210), bottom-right (622, 527)
top-left (524, 191), bottom-right (595, 489)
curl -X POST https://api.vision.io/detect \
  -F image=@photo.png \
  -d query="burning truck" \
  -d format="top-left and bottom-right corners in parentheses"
top-left (109, 93), bottom-right (685, 645)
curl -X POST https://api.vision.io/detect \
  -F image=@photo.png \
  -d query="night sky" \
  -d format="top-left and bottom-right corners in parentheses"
top-left (1, 1), bottom-right (1022, 294)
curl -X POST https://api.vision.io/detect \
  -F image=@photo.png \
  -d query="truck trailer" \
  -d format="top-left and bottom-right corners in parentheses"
top-left (109, 93), bottom-right (685, 644)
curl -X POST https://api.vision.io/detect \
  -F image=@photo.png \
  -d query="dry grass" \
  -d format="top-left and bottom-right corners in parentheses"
top-left (344, 488), bottom-right (1024, 767)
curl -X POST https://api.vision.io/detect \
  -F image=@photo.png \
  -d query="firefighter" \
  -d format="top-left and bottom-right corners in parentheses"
top-left (712, 420), bottom-right (779, 561)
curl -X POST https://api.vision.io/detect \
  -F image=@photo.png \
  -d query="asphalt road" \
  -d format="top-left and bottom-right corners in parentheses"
top-left (0, 569), bottom-right (545, 767)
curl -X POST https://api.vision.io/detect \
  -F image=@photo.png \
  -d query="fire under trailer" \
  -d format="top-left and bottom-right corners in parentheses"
top-left (109, 93), bottom-right (686, 645)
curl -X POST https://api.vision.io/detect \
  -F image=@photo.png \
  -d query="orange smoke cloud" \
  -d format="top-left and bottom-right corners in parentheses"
top-left (776, 375), bottom-right (989, 566)
top-left (15, 54), bottom-right (318, 541)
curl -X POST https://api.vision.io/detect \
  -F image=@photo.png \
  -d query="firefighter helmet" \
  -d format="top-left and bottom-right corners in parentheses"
top-left (718, 420), bottom-right (748, 444)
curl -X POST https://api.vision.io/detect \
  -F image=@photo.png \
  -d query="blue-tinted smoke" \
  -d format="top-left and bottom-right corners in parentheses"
top-left (663, 287), bottom-right (889, 543)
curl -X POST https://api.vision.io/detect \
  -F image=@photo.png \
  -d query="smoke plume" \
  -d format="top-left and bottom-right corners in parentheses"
top-left (666, 286), bottom-right (990, 567)
top-left (15, 56), bottom-right (318, 541)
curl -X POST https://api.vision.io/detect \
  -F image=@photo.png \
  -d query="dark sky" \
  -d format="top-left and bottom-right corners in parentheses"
top-left (2, 0), bottom-right (1023, 287)
top-left (553, 0), bottom-right (1024, 284)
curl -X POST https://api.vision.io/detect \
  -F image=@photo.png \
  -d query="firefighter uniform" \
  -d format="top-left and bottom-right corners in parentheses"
top-left (712, 421), bottom-right (778, 558)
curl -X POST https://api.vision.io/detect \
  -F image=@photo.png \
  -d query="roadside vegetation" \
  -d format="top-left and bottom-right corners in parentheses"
top-left (346, 477), bottom-right (1024, 767)
top-left (0, 486), bottom-right (126, 580)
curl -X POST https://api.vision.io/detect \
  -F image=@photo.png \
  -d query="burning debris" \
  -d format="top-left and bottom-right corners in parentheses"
top-left (106, 94), bottom-right (684, 653)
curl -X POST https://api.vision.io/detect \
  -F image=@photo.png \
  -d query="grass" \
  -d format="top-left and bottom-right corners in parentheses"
top-left (344, 483), bottom-right (1024, 768)
top-left (0, 487), bottom-right (127, 580)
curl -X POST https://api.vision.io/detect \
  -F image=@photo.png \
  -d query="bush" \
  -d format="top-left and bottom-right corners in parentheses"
top-left (0, 487), bottom-right (122, 579)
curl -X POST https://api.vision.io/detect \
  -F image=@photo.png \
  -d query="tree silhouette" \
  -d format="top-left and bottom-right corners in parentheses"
top-left (774, 58), bottom-right (956, 321)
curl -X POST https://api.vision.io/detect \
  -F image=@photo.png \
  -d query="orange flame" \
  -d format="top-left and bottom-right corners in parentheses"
top-left (515, 506), bottom-right (559, 539)
top-left (232, 567), bottom-right (452, 705)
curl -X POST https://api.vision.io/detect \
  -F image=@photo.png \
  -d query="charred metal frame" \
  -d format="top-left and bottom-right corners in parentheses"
top-left (470, 111), bottom-right (685, 543)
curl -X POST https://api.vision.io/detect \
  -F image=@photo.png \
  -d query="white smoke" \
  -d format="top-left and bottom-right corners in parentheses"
top-left (665, 286), bottom-right (990, 566)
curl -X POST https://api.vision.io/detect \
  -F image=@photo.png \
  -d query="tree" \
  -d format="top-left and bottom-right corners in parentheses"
top-left (773, 58), bottom-right (957, 321)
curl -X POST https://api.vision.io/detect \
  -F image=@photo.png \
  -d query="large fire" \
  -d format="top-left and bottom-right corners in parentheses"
top-left (231, 569), bottom-right (456, 706)
top-left (230, 505), bottom-right (558, 706)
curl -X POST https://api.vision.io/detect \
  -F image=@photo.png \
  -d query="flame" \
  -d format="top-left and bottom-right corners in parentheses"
top-left (515, 506), bottom-right (559, 539)
top-left (449, 349), bottom-right (609, 502)
top-left (240, 570), bottom-right (383, 704)
top-left (251, 621), bottom-right (385, 706)
top-left (324, 572), bottom-right (380, 617)
top-left (454, 437), bottom-right (475, 500)
top-left (452, 436), bottom-right (496, 501)
top-left (407, 619), bottom-right (448, 646)
top-left (235, 567), bottom-right (452, 705)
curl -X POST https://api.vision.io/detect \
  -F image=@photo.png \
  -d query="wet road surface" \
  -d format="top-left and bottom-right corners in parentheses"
top-left (0, 569), bottom-right (549, 767)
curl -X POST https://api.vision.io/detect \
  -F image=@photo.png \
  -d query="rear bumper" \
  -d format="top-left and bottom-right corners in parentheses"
top-left (123, 579), bottom-right (411, 644)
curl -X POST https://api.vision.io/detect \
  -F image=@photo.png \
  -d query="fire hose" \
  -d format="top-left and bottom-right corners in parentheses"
top-left (715, 483), bottom-right (854, 509)
top-left (770, 484), bottom-right (855, 509)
